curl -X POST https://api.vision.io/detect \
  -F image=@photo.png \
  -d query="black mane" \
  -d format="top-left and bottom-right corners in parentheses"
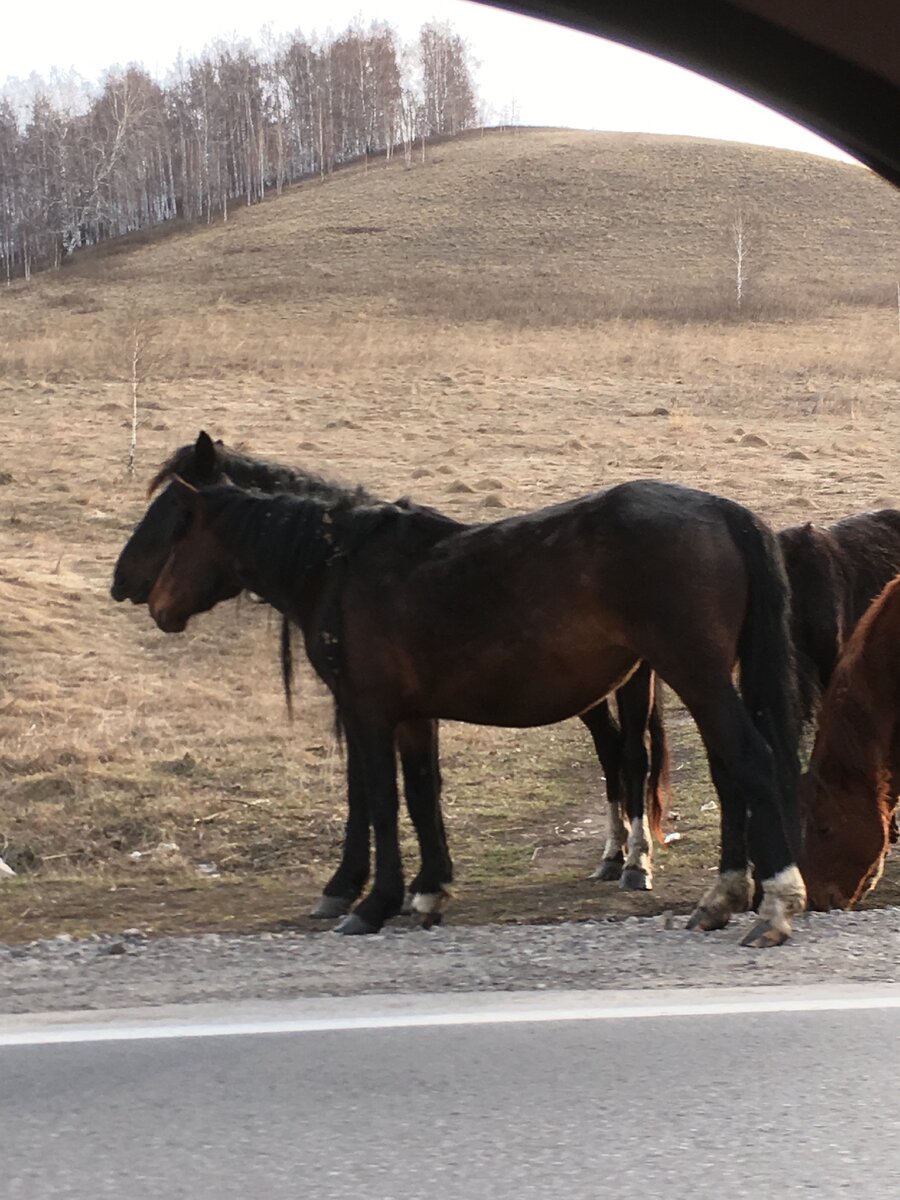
top-left (197, 485), bottom-right (390, 598)
top-left (198, 484), bottom-right (461, 596)
top-left (194, 484), bottom-right (462, 716)
top-left (148, 438), bottom-right (374, 505)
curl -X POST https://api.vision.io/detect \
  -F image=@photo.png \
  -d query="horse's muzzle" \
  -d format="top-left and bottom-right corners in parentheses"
top-left (152, 607), bottom-right (187, 634)
top-left (110, 576), bottom-right (152, 604)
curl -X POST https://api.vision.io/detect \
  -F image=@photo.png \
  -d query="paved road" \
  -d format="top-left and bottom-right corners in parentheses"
top-left (3, 987), bottom-right (899, 1199)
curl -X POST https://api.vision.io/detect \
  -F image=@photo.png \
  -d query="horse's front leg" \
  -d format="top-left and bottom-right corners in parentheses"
top-left (397, 718), bottom-right (454, 927)
top-left (310, 746), bottom-right (370, 919)
top-left (335, 719), bottom-right (405, 936)
top-left (582, 702), bottom-right (628, 882)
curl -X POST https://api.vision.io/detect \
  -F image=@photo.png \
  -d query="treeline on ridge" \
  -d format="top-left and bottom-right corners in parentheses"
top-left (0, 20), bottom-right (478, 281)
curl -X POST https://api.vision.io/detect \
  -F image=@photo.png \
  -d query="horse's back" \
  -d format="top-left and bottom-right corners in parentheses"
top-left (830, 508), bottom-right (900, 627)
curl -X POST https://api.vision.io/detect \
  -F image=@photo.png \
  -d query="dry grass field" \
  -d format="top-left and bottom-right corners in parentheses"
top-left (1, 128), bottom-right (899, 942)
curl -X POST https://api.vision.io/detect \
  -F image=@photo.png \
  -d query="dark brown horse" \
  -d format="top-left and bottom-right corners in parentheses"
top-left (779, 510), bottom-right (900, 724)
top-left (142, 473), bottom-right (805, 944)
top-left (112, 433), bottom-right (670, 920)
top-left (801, 575), bottom-right (900, 910)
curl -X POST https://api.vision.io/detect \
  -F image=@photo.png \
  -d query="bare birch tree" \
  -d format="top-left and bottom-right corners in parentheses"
top-left (124, 311), bottom-right (159, 476)
top-left (727, 201), bottom-right (768, 313)
top-left (730, 203), bottom-right (748, 310)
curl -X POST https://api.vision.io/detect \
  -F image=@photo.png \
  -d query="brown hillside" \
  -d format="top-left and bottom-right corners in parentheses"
top-left (2, 129), bottom-right (899, 379)
top-left (1, 129), bottom-right (899, 942)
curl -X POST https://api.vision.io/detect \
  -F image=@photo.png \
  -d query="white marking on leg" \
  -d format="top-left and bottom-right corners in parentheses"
top-left (695, 868), bottom-right (754, 927)
top-left (758, 865), bottom-right (807, 935)
top-left (625, 814), bottom-right (653, 874)
top-left (411, 885), bottom-right (454, 915)
top-left (601, 800), bottom-right (628, 862)
top-left (620, 814), bottom-right (654, 889)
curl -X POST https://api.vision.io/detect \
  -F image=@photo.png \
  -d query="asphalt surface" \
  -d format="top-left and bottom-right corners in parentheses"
top-left (3, 986), bottom-right (899, 1199)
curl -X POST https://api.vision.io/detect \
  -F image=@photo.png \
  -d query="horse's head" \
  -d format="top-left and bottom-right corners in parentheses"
top-left (147, 477), bottom-right (243, 633)
top-left (111, 430), bottom-right (225, 603)
top-left (800, 768), bottom-right (893, 910)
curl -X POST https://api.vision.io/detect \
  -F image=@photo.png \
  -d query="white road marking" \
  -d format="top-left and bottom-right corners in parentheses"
top-left (1, 984), bottom-right (899, 1047)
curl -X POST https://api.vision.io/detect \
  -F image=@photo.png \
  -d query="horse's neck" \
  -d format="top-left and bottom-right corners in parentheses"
top-left (228, 500), bottom-right (333, 625)
top-left (815, 660), bottom-right (896, 791)
top-left (856, 606), bottom-right (900, 713)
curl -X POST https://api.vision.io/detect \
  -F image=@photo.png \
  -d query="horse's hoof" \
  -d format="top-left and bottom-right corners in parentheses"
top-left (591, 859), bottom-right (624, 882)
top-left (740, 918), bottom-right (790, 948)
top-left (310, 895), bottom-right (353, 919)
top-left (686, 905), bottom-right (729, 932)
top-left (334, 913), bottom-right (381, 936)
top-left (620, 866), bottom-right (652, 892)
top-left (420, 912), bottom-right (444, 931)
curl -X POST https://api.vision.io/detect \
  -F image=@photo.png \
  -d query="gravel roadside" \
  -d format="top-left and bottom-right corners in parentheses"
top-left (0, 908), bottom-right (898, 1015)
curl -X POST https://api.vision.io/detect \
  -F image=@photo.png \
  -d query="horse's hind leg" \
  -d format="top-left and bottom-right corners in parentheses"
top-left (397, 718), bottom-right (454, 927)
top-left (582, 701), bottom-right (628, 882)
top-left (678, 678), bottom-right (804, 942)
top-left (616, 663), bottom-right (655, 891)
top-left (666, 680), bottom-right (755, 931)
top-left (310, 749), bottom-right (370, 919)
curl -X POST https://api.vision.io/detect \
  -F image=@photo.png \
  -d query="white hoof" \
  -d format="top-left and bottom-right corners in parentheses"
top-left (757, 865), bottom-right (807, 936)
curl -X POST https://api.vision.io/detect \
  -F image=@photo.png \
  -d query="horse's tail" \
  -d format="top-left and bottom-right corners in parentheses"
top-left (280, 615), bottom-right (294, 721)
top-left (647, 684), bottom-right (671, 846)
top-left (721, 501), bottom-right (802, 856)
top-left (777, 522), bottom-right (844, 727)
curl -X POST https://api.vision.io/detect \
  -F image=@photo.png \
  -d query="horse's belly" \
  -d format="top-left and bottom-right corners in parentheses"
top-left (418, 647), bottom-right (638, 728)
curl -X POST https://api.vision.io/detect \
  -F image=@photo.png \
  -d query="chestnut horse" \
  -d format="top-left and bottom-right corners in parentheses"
top-left (112, 432), bottom-right (670, 920)
top-left (142, 473), bottom-right (805, 944)
top-left (802, 574), bottom-right (900, 910)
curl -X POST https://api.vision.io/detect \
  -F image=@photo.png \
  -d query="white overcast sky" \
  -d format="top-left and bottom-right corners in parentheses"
top-left (1, 0), bottom-right (855, 164)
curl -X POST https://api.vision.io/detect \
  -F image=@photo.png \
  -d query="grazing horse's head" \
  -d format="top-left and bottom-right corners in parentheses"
top-left (148, 478), bottom-right (243, 633)
top-left (800, 768), bottom-right (894, 910)
top-left (111, 430), bottom-right (226, 604)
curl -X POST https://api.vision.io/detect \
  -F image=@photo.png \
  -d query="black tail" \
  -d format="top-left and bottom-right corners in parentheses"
top-left (280, 615), bottom-right (294, 721)
top-left (777, 523), bottom-right (844, 727)
top-left (720, 501), bottom-right (802, 858)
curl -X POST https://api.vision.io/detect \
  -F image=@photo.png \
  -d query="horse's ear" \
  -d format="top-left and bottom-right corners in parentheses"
top-left (170, 474), bottom-right (200, 511)
top-left (194, 430), bottom-right (218, 475)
